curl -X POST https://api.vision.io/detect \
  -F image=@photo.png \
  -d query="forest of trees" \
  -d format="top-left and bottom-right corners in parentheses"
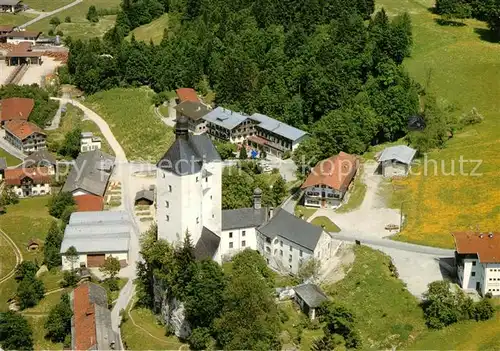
top-left (66, 0), bottom-right (419, 163)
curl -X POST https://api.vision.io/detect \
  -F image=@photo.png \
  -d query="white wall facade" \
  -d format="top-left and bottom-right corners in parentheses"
top-left (483, 263), bottom-right (500, 296)
top-left (201, 160), bottom-right (222, 235)
top-left (6, 36), bottom-right (37, 44)
top-left (157, 168), bottom-right (204, 245)
top-left (220, 227), bottom-right (257, 261)
top-left (12, 183), bottom-right (50, 197)
top-left (303, 185), bottom-right (343, 209)
top-left (61, 252), bottom-right (128, 270)
top-left (81, 138), bottom-right (102, 152)
top-left (382, 160), bottom-right (409, 178)
top-left (459, 259), bottom-right (500, 296)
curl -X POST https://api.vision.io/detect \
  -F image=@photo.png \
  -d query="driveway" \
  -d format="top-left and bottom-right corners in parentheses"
top-left (19, 0), bottom-right (83, 28)
top-left (308, 161), bottom-right (400, 239)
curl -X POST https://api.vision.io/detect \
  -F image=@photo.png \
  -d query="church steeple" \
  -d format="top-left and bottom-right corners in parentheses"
top-left (175, 115), bottom-right (189, 140)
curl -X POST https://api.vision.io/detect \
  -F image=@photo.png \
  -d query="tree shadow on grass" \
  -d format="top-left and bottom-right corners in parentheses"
top-left (434, 18), bottom-right (467, 27)
top-left (473, 28), bottom-right (499, 44)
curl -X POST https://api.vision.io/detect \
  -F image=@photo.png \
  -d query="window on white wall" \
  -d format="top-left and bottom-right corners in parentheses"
top-left (280, 250), bottom-right (283, 256)
top-left (166, 215), bottom-right (170, 221)
top-left (196, 217), bottom-right (199, 224)
top-left (242, 241), bottom-right (246, 247)
top-left (165, 201), bottom-right (169, 208)
top-left (229, 242), bottom-right (233, 249)
top-left (229, 232), bottom-right (233, 238)
top-left (299, 250), bottom-right (303, 257)
top-left (472, 261), bottom-right (476, 266)
top-left (472, 272), bottom-right (476, 277)
top-left (196, 177), bottom-right (199, 182)
top-left (169, 185), bottom-right (172, 192)
top-left (242, 231), bottom-right (246, 236)
top-left (289, 246), bottom-right (292, 251)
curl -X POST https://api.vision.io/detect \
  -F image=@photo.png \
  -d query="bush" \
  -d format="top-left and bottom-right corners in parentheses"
top-left (50, 16), bottom-right (61, 27)
top-left (278, 308), bottom-right (290, 323)
top-left (49, 192), bottom-right (75, 218)
top-left (56, 30), bottom-right (64, 37)
top-left (60, 270), bottom-right (79, 288)
top-left (64, 16), bottom-right (71, 23)
top-left (106, 278), bottom-right (119, 292)
top-left (48, 29), bottom-right (54, 36)
top-left (473, 298), bottom-right (495, 321)
top-left (461, 107), bottom-right (484, 126)
top-left (86, 5), bottom-right (99, 23)
top-left (0, 187), bottom-right (19, 206)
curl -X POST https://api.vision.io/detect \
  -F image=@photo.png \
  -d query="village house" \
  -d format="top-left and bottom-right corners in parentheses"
top-left (220, 188), bottom-right (270, 261)
top-left (1, 30), bottom-right (41, 44)
top-left (301, 152), bottom-right (359, 209)
top-left (452, 231), bottom-right (500, 297)
top-left (70, 283), bottom-right (118, 350)
top-left (21, 149), bottom-right (57, 174)
top-left (175, 88), bottom-right (200, 103)
top-left (60, 211), bottom-right (130, 270)
top-left (174, 101), bottom-right (210, 134)
top-left (0, 97), bottom-right (34, 125)
top-left (5, 43), bottom-right (42, 65)
top-left (80, 131), bottom-right (102, 153)
top-left (62, 150), bottom-right (115, 197)
top-left (293, 283), bottom-right (328, 320)
top-left (3, 120), bottom-right (46, 153)
top-left (0, 0), bottom-right (23, 12)
top-left (257, 208), bottom-right (337, 275)
top-left (378, 145), bottom-right (416, 178)
top-left (0, 25), bottom-right (14, 36)
top-left (4, 167), bottom-right (51, 197)
top-left (203, 107), bottom-right (308, 158)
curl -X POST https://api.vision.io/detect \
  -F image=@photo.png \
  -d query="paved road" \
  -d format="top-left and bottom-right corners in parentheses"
top-left (51, 97), bottom-right (140, 349)
top-left (45, 94), bottom-right (68, 130)
top-left (19, 0), bottom-right (83, 28)
top-left (0, 130), bottom-right (26, 162)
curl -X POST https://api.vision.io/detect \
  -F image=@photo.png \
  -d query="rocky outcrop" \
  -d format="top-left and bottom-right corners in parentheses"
top-left (153, 278), bottom-right (192, 339)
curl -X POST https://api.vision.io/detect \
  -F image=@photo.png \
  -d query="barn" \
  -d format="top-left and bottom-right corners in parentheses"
top-left (60, 211), bottom-right (130, 270)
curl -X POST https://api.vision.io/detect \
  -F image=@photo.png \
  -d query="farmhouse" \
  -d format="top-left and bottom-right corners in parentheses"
top-left (0, 0), bottom-right (23, 12)
top-left (62, 150), bottom-right (115, 197)
top-left (378, 145), bottom-right (416, 178)
top-left (203, 106), bottom-right (308, 158)
top-left (80, 131), bottom-right (101, 152)
top-left (174, 100), bottom-right (210, 134)
top-left (294, 283), bottom-right (328, 320)
top-left (3, 120), bottom-right (46, 153)
top-left (452, 232), bottom-right (500, 297)
top-left (71, 283), bottom-right (118, 350)
top-left (0, 97), bottom-right (34, 125)
top-left (220, 188), bottom-right (270, 260)
top-left (4, 167), bottom-right (51, 197)
top-left (1, 30), bottom-right (41, 44)
top-left (60, 211), bottom-right (130, 270)
top-left (257, 208), bottom-right (336, 274)
top-left (21, 149), bottom-right (57, 174)
top-left (301, 152), bottom-right (359, 209)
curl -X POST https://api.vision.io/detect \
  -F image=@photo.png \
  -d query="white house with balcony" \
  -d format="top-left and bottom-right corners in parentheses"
top-left (453, 231), bottom-right (500, 296)
top-left (4, 167), bottom-right (51, 197)
top-left (80, 132), bottom-right (102, 153)
top-left (301, 152), bottom-right (359, 209)
top-left (4, 120), bottom-right (46, 153)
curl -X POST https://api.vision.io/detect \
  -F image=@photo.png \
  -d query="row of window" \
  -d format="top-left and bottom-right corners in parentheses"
top-left (488, 278), bottom-right (500, 281)
top-left (488, 288), bottom-right (500, 292)
top-left (229, 241), bottom-right (246, 249)
top-left (165, 215), bottom-right (200, 223)
top-left (229, 231), bottom-right (246, 238)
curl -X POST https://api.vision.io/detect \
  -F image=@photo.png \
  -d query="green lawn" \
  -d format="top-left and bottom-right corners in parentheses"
top-left (26, 315), bottom-right (63, 350)
top-left (0, 235), bottom-right (17, 282)
top-left (336, 166), bottom-right (367, 213)
top-left (27, 0), bottom-right (120, 39)
top-left (294, 204), bottom-right (317, 220)
top-left (23, 289), bottom-right (66, 315)
top-left (84, 87), bottom-right (174, 161)
top-left (24, 0), bottom-right (73, 12)
top-left (324, 246), bottom-right (426, 349)
top-left (311, 216), bottom-right (341, 233)
top-left (46, 104), bottom-right (114, 156)
top-left (121, 305), bottom-right (187, 350)
top-left (38, 269), bottom-right (64, 291)
top-left (129, 13), bottom-right (171, 45)
top-left (0, 12), bottom-right (37, 26)
top-left (0, 196), bottom-right (54, 263)
top-left (378, 0), bottom-right (500, 248)
top-left (0, 148), bottom-right (21, 167)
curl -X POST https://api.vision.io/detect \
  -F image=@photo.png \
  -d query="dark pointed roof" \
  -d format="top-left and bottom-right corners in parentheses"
top-left (194, 227), bottom-right (221, 260)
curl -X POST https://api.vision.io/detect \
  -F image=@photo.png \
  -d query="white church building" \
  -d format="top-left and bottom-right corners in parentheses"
top-left (156, 115), bottom-right (337, 274)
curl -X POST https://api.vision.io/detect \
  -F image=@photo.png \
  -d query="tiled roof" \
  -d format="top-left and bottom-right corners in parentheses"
top-left (4, 167), bottom-right (51, 185)
top-left (202, 106), bottom-right (248, 130)
top-left (0, 97), bottom-right (34, 122)
top-left (250, 113), bottom-right (307, 142)
top-left (176, 88), bottom-right (199, 103)
top-left (301, 152), bottom-right (359, 192)
top-left (0, 25), bottom-right (14, 32)
top-left (194, 227), bottom-right (221, 260)
top-left (74, 194), bottom-right (104, 212)
top-left (1, 30), bottom-right (41, 38)
top-left (294, 283), bottom-right (328, 308)
top-left (378, 145), bottom-right (416, 165)
top-left (22, 149), bottom-right (56, 167)
top-left (174, 100), bottom-right (210, 121)
top-left (222, 207), bottom-right (268, 230)
top-left (4, 120), bottom-right (44, 140)
top-left (453, 232), bottom-right (500, 263)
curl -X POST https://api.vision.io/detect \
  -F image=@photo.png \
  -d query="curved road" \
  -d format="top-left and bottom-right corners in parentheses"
top-left (19, 0), bottom-right (83, 29)
top-left (51, 97), bottom-right (140, 349)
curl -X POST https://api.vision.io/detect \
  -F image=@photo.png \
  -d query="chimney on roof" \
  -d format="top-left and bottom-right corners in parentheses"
top-left (480, 233), bottom-right (484, 238)
top-left (489, 232), bottom-right (494, 238)
top-left (175, 115), bottom-right (189, 141)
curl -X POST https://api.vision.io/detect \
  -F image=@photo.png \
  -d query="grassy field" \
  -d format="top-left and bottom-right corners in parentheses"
top-left (324, 246), bottom-right (426, 349)
top-left (311, 216), bottom-right (341, 232)
top-left (46, 104), bottom-right (113, 156)
top-left (121, 305), bottom-right (187, 350)
top-left (84, 87), bottom-right (174, 161)
top-left (294, 204), bottom-right (317, 220)
top-left (0, 12), bottom-right (37, 26)
top-left (26, 315), bottom-right (63, 350)
top-left (0, 148), bottom-right (21, 167)
top-left (129, 13), bottom-right (169, 44)
top-left (27, 0), bottom-right (120, 39)
top-left (336, 166), bottom-right (367, 213)
top-left (25, 0), bottom-right (73, 11)
top-left (38, 269), bottom-right (64, 291)
top-left (378, 0), bottom-right (500, 248)
top-left (0, 235), bottom-right (17, 282)
top-left (0, 196), bottom-right (54, 263)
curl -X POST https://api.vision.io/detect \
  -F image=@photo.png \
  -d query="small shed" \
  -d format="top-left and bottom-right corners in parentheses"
top-left (294, 283), bottom-right (328, 320)
top-left (134, 189), bottom-right (154, 206)
top-left (378, 145), bottom-right (416, 178)
top-left (27, 239), bottom-right (39, 251)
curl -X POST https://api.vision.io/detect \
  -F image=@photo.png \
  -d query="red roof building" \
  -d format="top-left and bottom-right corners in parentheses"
top-left (4, 167), bottom-right (51, 186)
top-left (176, 88), bottom-right (199, 103)
top-left (0, 97), bottom-right (35, 123)
top-left (4, 120), bottom-right (44, 140)
top-left (74, 194), bottom-right (104, 212)
top-left (300, 152), bottom-right (359, 209)
top-left (453, 232), bottom-right (500, 263)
